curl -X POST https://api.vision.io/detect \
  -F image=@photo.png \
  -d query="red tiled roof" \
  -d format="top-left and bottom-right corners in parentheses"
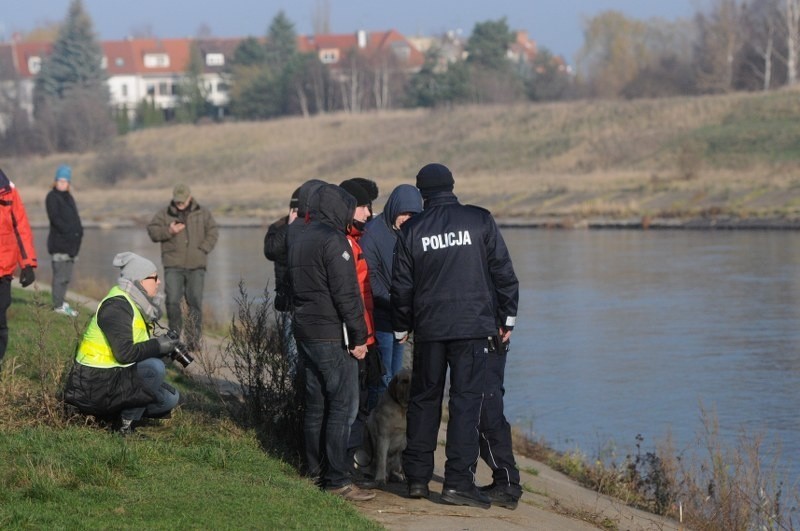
top-left (11, 41), bottom-right (52, 78)
top-left (127, 38), bottom-right (192, 75)
top-left (7, 29), bottom-right (425, 80)
top-left (298, 30), bottom-right (424, 69)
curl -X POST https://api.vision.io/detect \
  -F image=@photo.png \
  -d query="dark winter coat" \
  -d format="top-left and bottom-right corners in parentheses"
top-left (62, 296), bottom-right (162, 416)
top-left (287, 184), bottom-right (367, 345)
top-left (264, 215), bottom-right (291, 311)
top-left (391, 191), bottom-right (519, 342)
top-left (46, 188), bottom-right (83, 257)
top-left (360, 184), bottom-right (422, 332)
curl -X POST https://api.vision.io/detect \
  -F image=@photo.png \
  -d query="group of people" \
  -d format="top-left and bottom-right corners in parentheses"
top-left (0, 163), bottom-right (80, 363)
top-left (1, 161), bottom-right (522, 510)
top-left (62, 181), bottom-right (218, 434)
top-left (0, 164), bottom-right (217, 435)
top-left (267, 164), bottom-right (521, 509)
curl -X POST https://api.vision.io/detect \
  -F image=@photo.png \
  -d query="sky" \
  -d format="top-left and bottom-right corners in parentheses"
top-left (1, 0), bottom-right (700, 63)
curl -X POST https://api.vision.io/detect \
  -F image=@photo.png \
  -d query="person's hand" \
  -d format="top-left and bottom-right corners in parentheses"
top-left (19, 266), bottom-right (35, 287)
top-left (350, 343), bottom-right (368, 360)
top-left (169, 221), bottom-right (186, 235)
top-left (499, 327), bottom-right (512, 343)
top-left (156, 335), bottom-right (179, 355)
top-left (395, 331), bottom-right (409, 344)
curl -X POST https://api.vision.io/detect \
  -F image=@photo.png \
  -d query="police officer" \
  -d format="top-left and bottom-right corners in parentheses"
top-left (391, 163), bottom-right (519, 508)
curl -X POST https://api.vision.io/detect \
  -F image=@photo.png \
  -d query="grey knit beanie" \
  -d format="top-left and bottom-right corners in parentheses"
top-left (112, 252), bottom-right (157, 281)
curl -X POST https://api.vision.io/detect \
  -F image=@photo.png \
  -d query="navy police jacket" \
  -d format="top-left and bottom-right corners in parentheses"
top-left (391, 191), bottom-right (519, 342)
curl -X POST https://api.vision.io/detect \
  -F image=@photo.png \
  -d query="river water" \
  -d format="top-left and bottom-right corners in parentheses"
top-left (32, 227), bottom-right (800, 483)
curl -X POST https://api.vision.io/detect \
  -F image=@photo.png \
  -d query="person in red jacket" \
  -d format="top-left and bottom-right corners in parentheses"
top-left (339, 179), bottom-right (383, 479)
top-left (0, 167), bottom-right (37, 365)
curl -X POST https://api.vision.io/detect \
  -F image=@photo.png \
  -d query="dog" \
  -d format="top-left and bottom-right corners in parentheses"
top-left (360, 369), bottom-right (412, 485)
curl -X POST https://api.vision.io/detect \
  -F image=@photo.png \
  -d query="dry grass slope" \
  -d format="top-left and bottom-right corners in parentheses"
top-left (6, 89), bottom-right (800, 226)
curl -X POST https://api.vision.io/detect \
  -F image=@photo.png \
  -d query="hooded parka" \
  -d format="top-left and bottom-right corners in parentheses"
top-left (287, 184), bottom-right (368, 346)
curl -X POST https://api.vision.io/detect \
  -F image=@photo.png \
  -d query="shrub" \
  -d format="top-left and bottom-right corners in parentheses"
top-left (223, 282), bottom-right (304, 468)
top-left (90, 140), bottom-right (153, 185)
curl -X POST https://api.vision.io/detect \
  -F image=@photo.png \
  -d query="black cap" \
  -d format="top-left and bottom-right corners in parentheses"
top-left (416, 163), bottom-right (454, 197)
top-left (289, 186), bottom-right (301, 209)
top-left (339, 179), bottom-right (371, 206)
top-left (351, 178), bottom-right (379, 202)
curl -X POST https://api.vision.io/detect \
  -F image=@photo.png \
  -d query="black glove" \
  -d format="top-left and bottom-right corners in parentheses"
top-left (19, 266), bottom-right (35, 287)
top-left (156, 335), bottom-right (179, 355)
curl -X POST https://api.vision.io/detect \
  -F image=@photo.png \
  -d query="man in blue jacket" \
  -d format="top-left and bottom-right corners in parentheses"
top-left (360, 184), bottom-right (422, 402)
top-left (392, 163), bottom-right (519, 509)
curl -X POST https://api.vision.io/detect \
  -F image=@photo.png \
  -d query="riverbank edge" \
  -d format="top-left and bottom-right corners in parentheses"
top-left (32, 283), bottom-right (681, 529)
top-left (29, 215), bottom-right (800, 231)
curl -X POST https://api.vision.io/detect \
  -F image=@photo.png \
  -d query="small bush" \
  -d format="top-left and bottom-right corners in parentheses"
top-left (223, 282), bottom-right (304, 467)
top-left (90, 140), bottom-right (153, 185)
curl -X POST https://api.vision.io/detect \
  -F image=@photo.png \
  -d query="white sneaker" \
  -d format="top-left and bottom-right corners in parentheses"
top-left (54, 303), bottom-right (78, 317)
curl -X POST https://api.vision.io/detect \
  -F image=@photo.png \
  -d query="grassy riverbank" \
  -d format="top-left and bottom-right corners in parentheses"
top-left (3, 285), bottom-right (798, 529)
top-left (0, 287), bottom-right (377, 529)
top-left (4, 89), bottom-right (800, 228)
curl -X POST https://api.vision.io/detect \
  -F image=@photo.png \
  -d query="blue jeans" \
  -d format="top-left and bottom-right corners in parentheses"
top-left (375, 330), bottom-right (405, 388)
top-left (120, 358), bottom-right (180, 421)
top-left (367, 330), bottom-right (404, 409)
top-left (164, 267), bottom-right (205, 347)
top-left (299, 340), bottom-right (359, 489)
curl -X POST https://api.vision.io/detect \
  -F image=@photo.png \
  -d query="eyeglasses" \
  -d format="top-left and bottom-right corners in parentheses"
top-left (144, 274), bottom-right (159, 282)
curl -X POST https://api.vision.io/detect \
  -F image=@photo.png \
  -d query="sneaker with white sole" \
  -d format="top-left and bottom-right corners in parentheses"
top-left (54, 303), bottom-right (78, 317)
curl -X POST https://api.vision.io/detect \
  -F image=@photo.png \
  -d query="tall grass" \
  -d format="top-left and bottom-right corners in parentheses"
top-left (540, 409), bottom-right (799, 531)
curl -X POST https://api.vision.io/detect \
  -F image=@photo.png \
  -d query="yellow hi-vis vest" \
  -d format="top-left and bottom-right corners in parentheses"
top-left (75, 286), bottom-right (151, 368)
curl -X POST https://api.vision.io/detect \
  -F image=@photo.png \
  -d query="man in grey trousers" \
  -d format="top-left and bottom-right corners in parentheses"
top-left (147, 183), bottom-right (218, 350)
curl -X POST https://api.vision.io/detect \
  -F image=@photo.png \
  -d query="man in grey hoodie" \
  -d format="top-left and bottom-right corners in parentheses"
top-left (360, 184), bottom-right (423, 403)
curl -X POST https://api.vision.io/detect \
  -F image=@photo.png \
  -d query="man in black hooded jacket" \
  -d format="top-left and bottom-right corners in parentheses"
top-left (287, 183), bottom-right (375, 502)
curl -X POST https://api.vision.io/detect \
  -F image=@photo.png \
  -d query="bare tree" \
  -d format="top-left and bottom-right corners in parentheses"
top-left (743, 0), bottom-right (780, 90)
top-left (782, 0), bottom-right (800, 84)
top-left (576, 11), bottom-right (651, 98)
top-left (338, 50), bottom-right (367, 113)
top-left (693, 0), bottom-right (745, 93)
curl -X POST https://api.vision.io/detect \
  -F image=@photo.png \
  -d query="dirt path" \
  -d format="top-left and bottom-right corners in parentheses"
top-left (348, 425), bottom-right (680, 531)
top-left (55, 284), bottom-right (681, 530)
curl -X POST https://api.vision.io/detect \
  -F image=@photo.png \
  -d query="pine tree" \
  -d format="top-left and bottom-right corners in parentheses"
top-left (34, 0), bottom-right (107, 104)
top-left (32, 0), bottom-right (114, 152)
top-left (265, 11), bottom-right (298, 71)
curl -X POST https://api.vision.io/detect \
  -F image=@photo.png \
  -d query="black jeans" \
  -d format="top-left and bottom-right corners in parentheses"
top-left (479, 346), bottom-right (520, 489)
top-left (403, 338), bottom-right (487, 491)
top-left (0, 275), bottom-right (11, 362)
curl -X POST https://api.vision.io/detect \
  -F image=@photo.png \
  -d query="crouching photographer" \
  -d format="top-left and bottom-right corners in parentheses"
top-left (63, 252), bottom-right (181, 436)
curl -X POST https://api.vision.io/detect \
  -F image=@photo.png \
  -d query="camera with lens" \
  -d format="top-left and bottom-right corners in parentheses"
top-left (166, 329), bottom-right (194, 368)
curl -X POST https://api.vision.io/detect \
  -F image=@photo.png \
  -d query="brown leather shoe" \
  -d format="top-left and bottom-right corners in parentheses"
top-left (327, 483), bottom-right (376, 502)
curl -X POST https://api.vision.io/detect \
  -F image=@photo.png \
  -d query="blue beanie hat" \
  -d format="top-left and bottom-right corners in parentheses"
top-left (55, 165), bottom-right (72, 182)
